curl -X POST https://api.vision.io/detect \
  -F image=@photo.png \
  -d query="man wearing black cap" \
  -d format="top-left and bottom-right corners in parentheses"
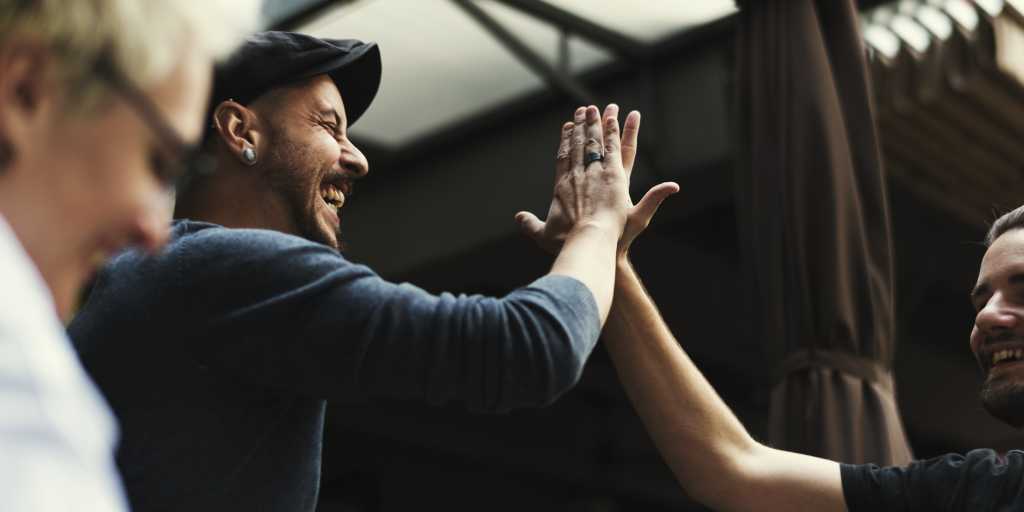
top-left (69, 31), bottom-right (677, 511)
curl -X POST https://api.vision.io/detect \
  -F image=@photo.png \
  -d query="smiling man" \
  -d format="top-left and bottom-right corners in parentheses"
top-left (67, 31), bottom-right (676, 512)
top-left (172, 33), bottom-right (382, 251)
top-left (971, 208), bottom-right (1024, 430)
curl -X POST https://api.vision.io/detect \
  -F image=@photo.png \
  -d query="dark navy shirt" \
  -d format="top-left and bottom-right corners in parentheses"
top-left (69, 220), bottom-right (600, 512)
top-left (842, 449), bottom-right (1024, 511)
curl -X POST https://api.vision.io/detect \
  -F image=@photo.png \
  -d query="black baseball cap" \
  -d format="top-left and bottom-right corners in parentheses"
top-left (209, 31), bottom-right (381, 129)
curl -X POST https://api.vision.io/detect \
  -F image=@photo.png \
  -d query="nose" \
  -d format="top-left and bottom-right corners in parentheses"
top-left (976, 292), bottom-right (1019, 336)
top-left (131, 192), bottom-right (173, 253)
top-left (340, 139), bottom-right (369, 179)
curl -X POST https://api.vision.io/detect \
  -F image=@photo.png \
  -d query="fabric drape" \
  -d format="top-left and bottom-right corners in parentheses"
top-left (735, 0), bottom-right (914, 465)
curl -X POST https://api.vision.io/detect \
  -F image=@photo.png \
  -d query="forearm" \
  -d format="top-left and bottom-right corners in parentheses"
top-left (604, 261), bottom-right (844, 511)
top-left (549, 222), bottom-right (619, 325)
top-left (604, 260), bottom-right (756, 497)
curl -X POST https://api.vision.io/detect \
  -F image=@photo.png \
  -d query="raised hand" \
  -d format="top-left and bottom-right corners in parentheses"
top-left (516, 105), bottom-right (630, 251)
top-left (517, 104), bottom-right (679, 259)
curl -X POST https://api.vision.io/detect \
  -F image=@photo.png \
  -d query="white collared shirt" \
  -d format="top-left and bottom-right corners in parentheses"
top-left (0, 215), bottom-right (128, 511)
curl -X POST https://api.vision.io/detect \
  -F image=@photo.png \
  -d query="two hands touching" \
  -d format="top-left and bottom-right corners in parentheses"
top-left (513, 103), bottom-right (678, 326)
top-left (515, 104), bottom-right (679, 261)
top-left (516, 108), bottom-right (848, 512)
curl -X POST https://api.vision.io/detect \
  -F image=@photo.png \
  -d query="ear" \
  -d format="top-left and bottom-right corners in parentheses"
top-left (212, 100), bottom-right (262, 166)
top-left (0, 41), bottom-right (55, 170)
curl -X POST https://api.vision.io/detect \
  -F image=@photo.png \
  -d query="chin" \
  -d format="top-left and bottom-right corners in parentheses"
top-left (296, 208), bottom-right (341, 250)
top-left (301, 223), bottom-right (342, 251)
top-left (980, 376), bottom-right (1024, 428)
top-left (316, 224), bottom-right (342, 251)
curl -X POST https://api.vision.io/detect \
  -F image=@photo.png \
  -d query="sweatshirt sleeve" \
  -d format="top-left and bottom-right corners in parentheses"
top-left (841, 449), bottom-right (1024, 511)
top-left (176, 228), bottom-right (601, 413)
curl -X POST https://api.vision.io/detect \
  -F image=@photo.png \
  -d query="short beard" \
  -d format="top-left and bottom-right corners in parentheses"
top-left (261, 128), bottom-right (341, 250)
top-left (980, 375), bottom-right (1024, 428)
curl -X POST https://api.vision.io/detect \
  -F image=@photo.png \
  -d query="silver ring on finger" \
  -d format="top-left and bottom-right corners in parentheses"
top-left (584, 151), bottom-right (603, 167)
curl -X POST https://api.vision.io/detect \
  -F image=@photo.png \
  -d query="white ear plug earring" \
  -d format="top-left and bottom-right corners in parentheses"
top-left (242, 147), bottom-right (257, 165)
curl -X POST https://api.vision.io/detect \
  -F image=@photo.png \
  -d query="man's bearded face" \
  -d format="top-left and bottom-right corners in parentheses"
top-left (970, 228), bottom-right (1024, 428)
top-left (255, 75), bottom-right (368, 250)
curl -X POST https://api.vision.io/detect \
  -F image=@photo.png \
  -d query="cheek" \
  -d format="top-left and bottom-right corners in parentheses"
top-left (970, 325), bottom-right (984, 355)
top-left (57, 122), bottom-right (162, 228)
top-left (313, 130), bottom-right (341, 163)
top-left (305, 137), bottom-right (340, 184)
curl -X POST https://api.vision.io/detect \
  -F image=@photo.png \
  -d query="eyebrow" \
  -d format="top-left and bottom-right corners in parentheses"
top-left (970, 273), bottom-right (1024, 301)
top-left (971, 283), bottom-right (989, 302)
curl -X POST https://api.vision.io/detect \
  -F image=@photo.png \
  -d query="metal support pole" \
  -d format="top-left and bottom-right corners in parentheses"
top-left (453, 0), bottom-right (597, 105)
top-left (493, 0), bottom-right (646, 59)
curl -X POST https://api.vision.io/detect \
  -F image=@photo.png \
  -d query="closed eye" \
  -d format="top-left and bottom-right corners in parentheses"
top-left (322, 122), bottom-right (343, 138)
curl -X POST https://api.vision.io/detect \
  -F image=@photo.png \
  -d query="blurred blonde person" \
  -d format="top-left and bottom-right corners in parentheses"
top-left (0, 1), bottom-right (256, 510)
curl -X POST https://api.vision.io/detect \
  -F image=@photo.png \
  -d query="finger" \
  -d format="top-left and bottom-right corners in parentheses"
top-left (555, 121), bottom-right (573, 180)
top-left (583, 105), bottom-right (604, 171)
top-left (514, 211), bottom-right (545, 239)
top-left (632, 182), bottom-right (679, 225)
top-left (621, 110), bottom-right (641, 174)
top-left (571, 106), bottom-right (586, 172)
top-left (603, 104), bottom-right (622, 167)
top-left (602, 103), bottom-right (618, 123)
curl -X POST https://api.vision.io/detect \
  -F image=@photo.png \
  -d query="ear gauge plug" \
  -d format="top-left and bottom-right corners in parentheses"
top-left (242, 146), bottom-right (257, 165)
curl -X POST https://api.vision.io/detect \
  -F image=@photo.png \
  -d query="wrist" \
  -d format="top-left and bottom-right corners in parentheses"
top-left (616, 252), bottom-right (632, 268)
top-left (615, 257), bottom-right (637, 286)
top-left (571, 218), bottom-right (623, 240)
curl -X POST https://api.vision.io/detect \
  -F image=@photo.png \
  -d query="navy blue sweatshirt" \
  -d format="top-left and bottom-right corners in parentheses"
top-left (69, 220), bottom-right (600, 512)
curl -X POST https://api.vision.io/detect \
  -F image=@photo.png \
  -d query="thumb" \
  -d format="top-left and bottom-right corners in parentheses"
top-left (515, 211), bottom-right (545, 240)
top-left (632, 182), bottom-right (679, 224)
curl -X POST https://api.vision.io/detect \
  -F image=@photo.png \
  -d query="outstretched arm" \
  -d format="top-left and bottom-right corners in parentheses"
top-left (520, 104), bottom-right (847, 511)
top-left (518, 105), bottom-right (629, 325)
top-left (604, 261), bottom-right (845, 511)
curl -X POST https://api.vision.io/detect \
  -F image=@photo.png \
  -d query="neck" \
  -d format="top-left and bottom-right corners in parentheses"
top-left (174, 160), bottom-right (297, 236)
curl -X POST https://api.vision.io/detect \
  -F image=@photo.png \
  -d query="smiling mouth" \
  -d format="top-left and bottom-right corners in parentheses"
top-left (320, 182), bottom-right (346, 211)
top-left (981, 345), bottom-right (1024, 375)
top-left (993, 348), bottom-right (1024, 367)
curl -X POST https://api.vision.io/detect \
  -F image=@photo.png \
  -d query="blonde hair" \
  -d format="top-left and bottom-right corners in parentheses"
top-left (0, 0), bottom-right (260, 113)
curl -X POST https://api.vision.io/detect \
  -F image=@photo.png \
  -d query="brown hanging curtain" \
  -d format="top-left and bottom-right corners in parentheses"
top-left (735, 0), bottom-right (914, 465)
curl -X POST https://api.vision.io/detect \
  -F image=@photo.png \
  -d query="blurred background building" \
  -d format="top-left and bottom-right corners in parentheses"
top-left (255, 1), bottom-right (1024, 510)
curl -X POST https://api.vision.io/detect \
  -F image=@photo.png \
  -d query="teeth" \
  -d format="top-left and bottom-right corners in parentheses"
top-left (321, 185), bottom-right (345, 208)
top-left (992, 349), bottom-right (1024, 365)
